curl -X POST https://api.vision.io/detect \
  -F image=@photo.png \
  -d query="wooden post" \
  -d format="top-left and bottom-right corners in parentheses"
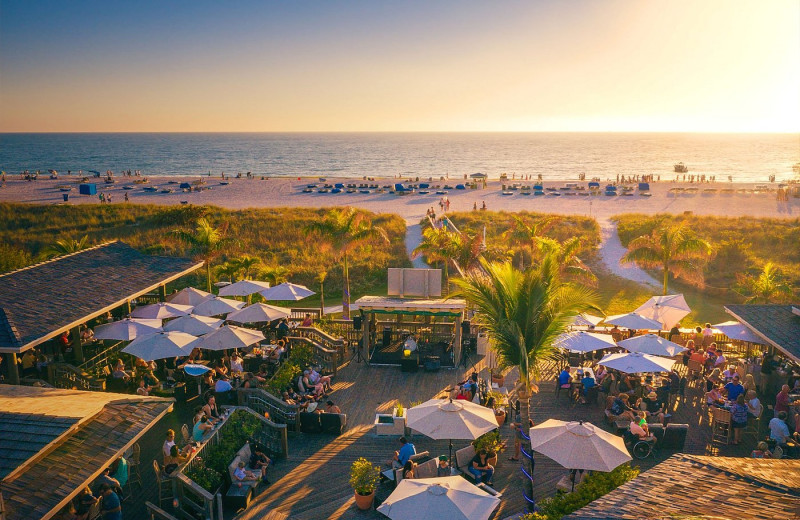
top-left (126, 300), bottom-right (132, 316)
top-left (159, 284), bottom-right (167, 302)
top-left (362, 313), bottom-right (371, 365)
top-left (71, 326), bottom-right (84, 363)
top-left (5, 352), bottom-right (20, 385)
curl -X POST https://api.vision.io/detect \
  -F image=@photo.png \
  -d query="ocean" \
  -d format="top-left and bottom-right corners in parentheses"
top-left (1, 132), bottom-right (798, 182)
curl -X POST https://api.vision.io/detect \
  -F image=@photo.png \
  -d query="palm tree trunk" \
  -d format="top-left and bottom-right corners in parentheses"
top-left (662, 262), bottom-right (669, 295)
top-left (518, 386), bottom-right (534, 511)
top-left (343, 252), bottom-right (350, 320)
top-left (205, 260), bottom-right (212, 293)
top-left (320, 281), bottom-right (325, 317)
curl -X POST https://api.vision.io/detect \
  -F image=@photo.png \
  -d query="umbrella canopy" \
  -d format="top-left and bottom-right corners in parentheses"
top-left (190, 324), bottom-right (264, 351)
top-left (259, 282), bottom-right (315, 301)
top-left (712, 321), bottom-right (766, 344)
top-left (598, 351), bottom-right (675, 374)
top-left (167, 287), bottom-right (212, 306)
top-left (603, 312), bottom-right (663, 330)
top-left (226, 303), bottom-right (291, 324)
top-left (218, 279), bottom-right (272, 297)
top-left (529, 419), bottom-right (631, 472)
top-left (163, 314), bottom-right (224, 336)
top-left (554, 331), bottom-right (617, 353)
top-left (93, 318), bottom-right (162, 341)
top-left (470, 172), bottom-right (488, 179)
top-left (184, 363), bottom-right (212, 376)
top-left (634, 294), bottom-right (691, 329)
top-left (571, 313), bottom-right (605, 327)
top-left (131, 302), bottom-right (193, 320)
top-left (121, 331), bottom-right (198, 361)
top-left (377, 477), bottom-right (500, 520)
top-left (618, 334), bottom-right (687, 357)
top-left (191, 296), bottom-right (245, 317)
top-left (406, 398), bottom-right (498, 440)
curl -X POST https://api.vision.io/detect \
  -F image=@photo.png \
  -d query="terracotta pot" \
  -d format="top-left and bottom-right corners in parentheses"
top-left (494, 410), bottom-right (506, 426)
top-left (354, 490), bottom-right (375, 510)
top-left (491, 374), bottom-right (505, 387)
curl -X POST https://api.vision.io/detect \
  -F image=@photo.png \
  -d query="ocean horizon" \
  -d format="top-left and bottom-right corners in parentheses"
top-left (2, 132), bottom-right (798, 183)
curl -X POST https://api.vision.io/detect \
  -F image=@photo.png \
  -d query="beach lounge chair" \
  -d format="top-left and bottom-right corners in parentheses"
top-left (588, 182), bottom-right (600, 189)
top-left (334, 183), bottom-right (344, 189)
top-left (533, 185), bottom-right (543, 191)
top-left (638, 182), bottom-right (650, 191)
top-left (456, 184), bottom-right (466, 190)
top-left (331, 188), bottom-right (342, 194)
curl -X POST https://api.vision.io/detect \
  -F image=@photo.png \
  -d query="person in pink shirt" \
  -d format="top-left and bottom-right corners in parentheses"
top-left (774, 384), bottom-right (790, 415)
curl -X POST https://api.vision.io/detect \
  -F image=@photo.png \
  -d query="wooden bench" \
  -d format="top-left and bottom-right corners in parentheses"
top-left (226, 442), bottom-right (262, 509)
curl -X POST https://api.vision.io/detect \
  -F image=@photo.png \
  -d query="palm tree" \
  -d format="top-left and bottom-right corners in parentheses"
top-left (232, 255), bottom-right (261, 280)
top-left (739, 262), bottom-right (794, 303)
top-left (502, 215), bottom-right (554, 270)
top-left (621, 224), bottom-right (712, 295)
top-left (260, 265), bottom-right (290, 286)
top-left (304, 208), bottom-right (388, 318)
top-left (534, 236), bottom-right (597, 287)
top-left (42, 235), bottom-right (90, 259)
top-left (453, 255), bottom-right (600, 507)
top-left (449, 231), bottom-right (489, 275)
top-left (413, 226), bottom-right (456, 293)
top-left (171, 218), bottom-right (234, 292)
top-left (215, 261), bottom-right (240, 284)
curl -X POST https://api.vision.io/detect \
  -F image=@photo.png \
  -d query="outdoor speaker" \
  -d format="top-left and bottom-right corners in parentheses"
top-left (352, 315), bottom-right (362, 330)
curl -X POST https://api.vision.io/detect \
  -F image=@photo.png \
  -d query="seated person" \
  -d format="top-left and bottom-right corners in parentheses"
top-left (73, 486), bottom-right (98, 520)
top-left (233, 461), bottom-right (258, 486)
top-left (617, 375), bottom-right (634, 395)
top-left (469, 448), bottom-right (494, 485)
top-left (722, 365), bottom-right (736, 381)
top-left (629, 414), bottom-right (655, 442)
top-left (641, 391), bottom-right (665, 425)
top-left (202, 396), bottom-right (222, 423)
top-left (558, 368), bottom-right (572, 390)
top-left (308, 367), bottom-right (332, 391)
top-left (136, 378), bottom-right (155, 396)
top-left (164, 444), bottom-right (188, 475)
top-left (281, 388), bottom-right (311, 411)
top-left (302, 370), bottom-right (325, 397)
top-left (403, 334), bottom-right (418, 353)
top-left (193, 416), bottom-right (213, 442)
top-left (705, 368), bottom-right (722, 392)
top-left (437, 455), bottom-right (450, 477)
top-left (705, 384), bottom-right (724, 406)
top-left (389, 436), bottom-right (416, 469)
top-left (80, 324), bottom-right (95, 343)
top-left (249, 444), bottom-right (271, 484)
top-left (112, 360), bottom-right (130, 381)
top-left (689, 348), bottom-right (705, 365)
top-left (269, 340), bottom-right (286, 363)
top-left (230, 352), bottom-right (244, 373)
top-left (746, 390), bottom-right (762, 417)
top-left (594, 365), bottom-right (607, 384)
top-left (751, 441), bottom-right (772, 459)
top-left (97, 484), bottom-right (122, 520)
top-left (723, 374), bottom-right (745, 402)
top-left (202, 371), bottom-right (215, 390)
top-left (214, 359), bottom-right (229, 378)
top-left (214, 373), bottom-right (233, 396)
top-left (610, 393), bottom-right (637, 422)
top-left (402, 460), bottom-right (416, 480)
top-left (580, 372), bottom-right (596, 403)
top-left (188, 347), bottom-right (203, 363)
top-left (714, 350), bottom-right (726, 367)
top-left (324, 400), bottom-right (341, 414)
top-left (254, 364), bottom-right (269, 383)
top-left (301, 313), bottom-right (314, 327)
top-left (769, 411), bottom-right (791, 447)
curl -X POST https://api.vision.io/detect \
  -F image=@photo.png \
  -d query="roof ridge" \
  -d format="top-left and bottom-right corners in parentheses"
top-left (683, 454), bottom-right (799, 495)
top-left (0, 240), bottom-right (120, 279)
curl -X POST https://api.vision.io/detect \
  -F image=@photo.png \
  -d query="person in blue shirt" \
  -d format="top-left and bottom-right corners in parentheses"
top-left (98, 483), bottom-right (122, 520)
top-left (390, 436), bottom-right (416, 469)
top-left (723, 374), bottom-right (745, 402)
top-left (558, 368), bottom-right (572, 389)
top-left (580, 372), bottom-right (596, 404)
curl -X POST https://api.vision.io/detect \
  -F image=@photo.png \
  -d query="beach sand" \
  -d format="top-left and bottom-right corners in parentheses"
top-left (1, 175), bottom-right (796, 222)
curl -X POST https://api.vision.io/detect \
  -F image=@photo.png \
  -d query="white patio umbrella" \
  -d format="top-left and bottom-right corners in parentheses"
top-left (93, 318), bottom-right (162, 341)
top-left (617, 334), bottom-right (687, 357)
top-left (554, 331), bottom-right (617, 353)
top-left (191, 295), bottom-right (245, 317)
top-left (407, 398), bottom-right (498, 464)
top-left (190, 324), bottom-right (264, 352)
top-left (259, 282), bottom-right (315, 301)
top-left (167, 287), bottom-right (212, 306)
top-left (712, 321), bottom-right (766, 344)
top-left (571, 313), bottom-right (605, 328)
top-left (529, 419), bottom-right (631, 473)
top-left (603, 312), bottom-right (663, 331)
top-left (598, 351), bottom-right (675, 374)
top-left (634, 294), bottom-right (691, 329)
top-left (131, 302), bottom-right (193, 320)
top-left (226, 303), bottom-right (291, 324)
top-left (163, 314), bottom-right (224, 336)
top-left (218, 279), bottom-right (272, 297)
top-left (121, 331), bottom-right (198, 361)
top-left (377, 477), bottom-right (500, 520)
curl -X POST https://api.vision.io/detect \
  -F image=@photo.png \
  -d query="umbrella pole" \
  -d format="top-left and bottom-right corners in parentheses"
top-left (449, 439), bottom-right (453, 473)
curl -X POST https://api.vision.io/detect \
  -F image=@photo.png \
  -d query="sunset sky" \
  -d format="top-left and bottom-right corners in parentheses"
top-left (1, 1), bottom-right (798, 133)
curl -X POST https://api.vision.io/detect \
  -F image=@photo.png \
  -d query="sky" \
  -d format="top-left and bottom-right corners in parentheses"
top-left (1, 0), bottom-right (798, 133)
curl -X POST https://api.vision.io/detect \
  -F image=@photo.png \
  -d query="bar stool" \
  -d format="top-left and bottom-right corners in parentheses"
top-left (711, 407), bottom-right (732, 445)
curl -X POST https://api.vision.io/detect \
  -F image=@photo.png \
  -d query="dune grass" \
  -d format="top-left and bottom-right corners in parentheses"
top-left (0, 203), bottom-right (410, 300)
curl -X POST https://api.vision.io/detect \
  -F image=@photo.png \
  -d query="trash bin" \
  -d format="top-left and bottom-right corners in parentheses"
top-left (62, 193), bottom-right (69, 202)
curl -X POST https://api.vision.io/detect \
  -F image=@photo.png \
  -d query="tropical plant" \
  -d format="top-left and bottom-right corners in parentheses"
top-left (304, 208), bottom-right (389, 318)
top-left (42, 234), bottom-right (90, 259)
top-left (535, 236), bottom-right (597, 287)
top-left (171, 218), bottom-right (235, 292)
top-left (232, 255), bottom-right (261, 280)
top-left (394, 403), bottom-right (404, 417)
top-left (737, 262), bottom-right (794, 303)
top-left (413, 226), bottom-right (456, 292)
top-left (349, 457), bottom-right (380, 496)
top-left (215, 261), bottom-right (240, 284)
top-left (502, 215), bottom-right (555, 269)
top-left (473, 431), bottom-right (502, 454)
top-left (260, 265), bottom-right (290, 286)
top-left (453, 255), bottom-right (600, 505)
top-left (621, 223), bottom-right (712, 295)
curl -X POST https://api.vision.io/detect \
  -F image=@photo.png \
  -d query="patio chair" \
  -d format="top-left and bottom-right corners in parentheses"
top-left (744, 404), bottom-right (763, 440)
top-left (773, 445), bottom-right (783, 459)
top-left (711, 407), bottom-right (732, 445)
top-left (126, 443), bottom-right (142, 489)
top-left (181, 424), bottom-right (192, 445)
top-left (153, 460), bottom-right (174, 509)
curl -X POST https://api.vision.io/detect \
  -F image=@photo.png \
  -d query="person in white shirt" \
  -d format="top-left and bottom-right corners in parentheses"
top-left (230, 352), bottom-right (243, 373)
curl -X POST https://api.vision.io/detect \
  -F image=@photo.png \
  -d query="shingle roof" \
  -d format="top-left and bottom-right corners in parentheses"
top-left (564, 454), bottom-right (800, 520)
top-left (0, 412), bottom-right (78, 479)
top-left (0, 241), bottom-right (201, 353)
top-left (0, 386), bottom-right (173, 520)
top-left (725, 304), bottom-right (800, 363)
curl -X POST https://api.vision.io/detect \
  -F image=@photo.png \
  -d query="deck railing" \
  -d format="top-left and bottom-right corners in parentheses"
top-left (77, 340), bottom-right (124, 374)
top-left (48, 362), bottom-right (105, 391)
top-left (238, 387), bottom-right (299, 432)
top-left (291, 326), bottom-right (349, 372)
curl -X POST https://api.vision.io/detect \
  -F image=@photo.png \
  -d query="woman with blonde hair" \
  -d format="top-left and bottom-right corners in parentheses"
top-left (743, 373), bottom-right (756, 393)
top-left (705, 367), bottom-right (721, 392)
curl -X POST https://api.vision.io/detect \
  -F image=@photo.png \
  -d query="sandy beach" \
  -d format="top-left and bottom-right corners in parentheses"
top-left (1, 175), bottom-right (796, 223)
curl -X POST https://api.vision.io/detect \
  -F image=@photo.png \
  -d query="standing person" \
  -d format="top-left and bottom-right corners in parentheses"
top-left (301, 314), bottom-right (313, 327)
top-left (98, 484), bottom-right (122, 520)
top-left (775, 384), bottom-right (791, 416)
top-left (668, 323), bottom-right (681, 342)
top-left (731, 394), bottom-right (749, 445)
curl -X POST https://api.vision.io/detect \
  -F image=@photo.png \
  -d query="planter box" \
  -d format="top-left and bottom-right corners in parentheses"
top-left (374, 414), bottom-right (405, 436)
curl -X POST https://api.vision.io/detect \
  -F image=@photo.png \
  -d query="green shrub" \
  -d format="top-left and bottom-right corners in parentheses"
top-left (520, 463), bottom-right (639, 520)
top-left (266, 361), bottom-right (301, 396)
top-left (184, 465), bottom-right (223, 493)
top-left (349, 457), bottom-right (380, 496)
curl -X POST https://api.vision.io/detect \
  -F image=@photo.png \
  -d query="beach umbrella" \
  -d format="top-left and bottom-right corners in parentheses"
top-left (634, 294), bottom-right (691, 329)
top-left (163, 314), bottom-right (224, 336)
top-left (603, 312), bottom-right (663, 331)
top-left (571, 313), bottom-right (605, 328)
top-left (226, 303), bottom-right (291, 324)
top-left (167, 287), bottom-right (213, 306)
top-left (93, 318), bottom-right (162, 341)
top-left (617, 334), bottom-right (687, 357)
top-left (183, 362), bottom-right (213, 396)
top-left (259, 282), bottom-right (315, 301)
top-left (712, 321), bottom-right (766, 344)
top-left (131, 302), bottom-right (193, 319)
top-left (218, 279), bottom-right (272, 297)
top-left (469, 173), bottom-right (488, 179)
top-left (407, 398), bottom-right (498, 464)
top-left (121, 331), bottom-right (198, 361)
top-left (598, 351), bottom-right (675, 374)
top-left (529, 419), bottom-right (631, 473)
top-left (377, 476), bottom-right (500, 520)
top-left (191, 295), bottom-right (245, 317)
top-left (554, 331), bottom-right (617, 353)
top-left (190, 324), bottom-right (264, 351)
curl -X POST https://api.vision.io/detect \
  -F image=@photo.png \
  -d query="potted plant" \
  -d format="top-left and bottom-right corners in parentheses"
top-left (485, 392), bottom-right (506, 425)
top-left (393, 403), bottom-right (406, 432)
top-left (473, 431), bottom-right (501, 466)
top-left (490, 367), bottom-right (505, 387)
top-left (350, 457), bottom-right (380, 510)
